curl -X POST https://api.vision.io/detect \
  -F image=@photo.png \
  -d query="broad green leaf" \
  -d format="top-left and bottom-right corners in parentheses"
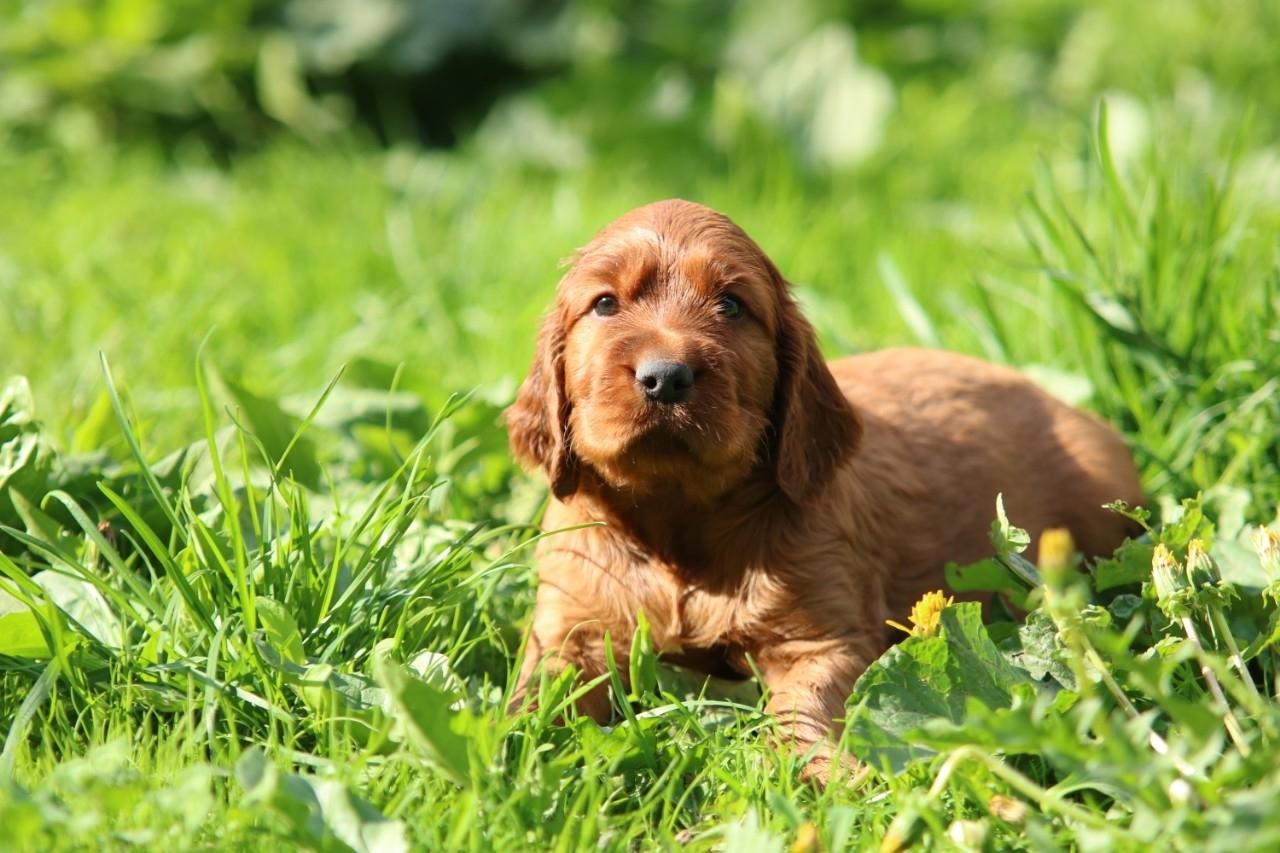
top-left (219, 375), bottom-right (321, 489)
top-left (1013, 609), bottom-right (1076, 690)
top-left (7, 489), bottom-right (64, 547)
top-left (989, 494), bottom-right (1031, 557)
top-left (297, 664), bottom-right (389, 747)
top-left (372, 650), bottom-right (471, 786)
top-left (32, 570), bottom-right (121, 649)
top-left (236, 748), bottom-right (405, 852)
top-left (654, 663), bottom-right (762, 709)
top-left (574, 716), bottom-right (661, 773)
top-left (1093, 539), bottom-right (1155, 591)
top-left (406, 650), bottom-right (465, 701)
top-left (0, 581), bottom-right (49, 653)
top-left (935, 605), bottom-right (1036, 704)
top-left (1212, 537), bottom-right (1269, 590)
top-left (1244, 610), bottom-right (1280, 660)
top-left (1156, 497), bottom-right (1210, 550)
top-left (310, 779), bottom-right (409, 853)
top-left (272, 773), bottom-right (328, 843)
top-left (846, 603), bottom-right (1037, 772)
top-left (0, 377), bottom-right (57, 529)
top-left (1205, 485), bottom-right (1250, 540)
top-left (945, 557), bottom-right (1030, 607)
top-left (0, 608), bottom-right (50, 658)
top-left (915, 684), bottom-right (1076, 756)
top-left (256, 597), bottom-right (306, 664)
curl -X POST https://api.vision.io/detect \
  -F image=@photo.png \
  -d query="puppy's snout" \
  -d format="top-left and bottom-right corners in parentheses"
top-left (636, 360), bottom-right (694, 404)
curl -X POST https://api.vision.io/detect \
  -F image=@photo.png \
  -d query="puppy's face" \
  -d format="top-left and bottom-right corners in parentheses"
top-left (557, 208), bottom-right (782, 498)
top-left (508, 200), bottom-right (859, 506)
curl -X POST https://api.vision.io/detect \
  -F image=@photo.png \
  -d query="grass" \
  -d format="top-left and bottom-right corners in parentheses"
top-left (3, 20), bottom-right (1280, 850)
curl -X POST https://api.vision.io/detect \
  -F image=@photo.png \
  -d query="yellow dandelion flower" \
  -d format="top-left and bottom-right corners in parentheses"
top-left (886, 590), bottom-right (954, 638)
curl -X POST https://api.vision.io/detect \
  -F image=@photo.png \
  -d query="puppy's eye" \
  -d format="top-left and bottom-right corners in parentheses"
top-left (592, 295), bottom-right (620, 317)
top-left (716, 295), bottom-right (745, 320)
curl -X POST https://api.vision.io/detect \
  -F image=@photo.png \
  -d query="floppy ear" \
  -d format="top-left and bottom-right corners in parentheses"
top-left (772, 290), bottom-right (862, 504)
top-left (505, 309), bottom-right (579, 499)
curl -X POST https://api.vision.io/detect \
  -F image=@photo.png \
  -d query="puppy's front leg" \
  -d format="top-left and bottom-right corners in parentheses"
top-left (753, 635), bottom-right (877, 782)
top-left (509, 581), bottom-right (618, 723)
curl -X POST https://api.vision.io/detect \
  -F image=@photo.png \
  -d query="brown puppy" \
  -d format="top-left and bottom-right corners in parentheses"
top-left (506, 199), bottom-right (1144, 775)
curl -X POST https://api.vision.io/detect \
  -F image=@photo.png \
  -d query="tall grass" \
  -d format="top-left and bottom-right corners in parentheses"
top-left (0, 354), bottom-right (889, 849)
top-left (1018, 104), bottom-right (1280, 514)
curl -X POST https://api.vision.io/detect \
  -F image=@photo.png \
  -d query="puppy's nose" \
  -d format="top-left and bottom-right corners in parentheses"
top-left (636, 360), bottom-right (694, 404)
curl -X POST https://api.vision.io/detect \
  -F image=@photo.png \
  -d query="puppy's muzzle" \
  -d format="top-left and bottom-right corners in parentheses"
top-left (636, 360), bottom-right (694, 405)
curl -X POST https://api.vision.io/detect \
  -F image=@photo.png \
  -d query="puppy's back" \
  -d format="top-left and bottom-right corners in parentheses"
top-left (828, 348), bottom-right (1143, 608)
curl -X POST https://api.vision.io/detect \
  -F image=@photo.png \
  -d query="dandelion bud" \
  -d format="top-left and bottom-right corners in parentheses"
top-left (880, 808), bottom-right (922, 853)
top-left (790, 823), bottom-right (820, 853)
top-left (1256, 527), bottom-right (1280, 572)
top-left (1184, 539), bottom-right (1221, 587)
top-left (1038, 527), bottom-right (1076, 591)
top-left (1151, 544), bottom-right (1182, 598)
top-left (1254, 528), bottom-right (1280, 604)
top-left (1152, 544), bottom-right (1194, 620)
top-left (1185, 538), bottom-right (1235, 608)
top-left (946, 819), bottom-right (989, 849)
top-left (987, 794), bottom-right (1028, 824)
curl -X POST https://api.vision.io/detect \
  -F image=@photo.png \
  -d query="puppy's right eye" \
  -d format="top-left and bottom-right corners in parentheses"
top-left (592, 295), bottom-right (620, 317)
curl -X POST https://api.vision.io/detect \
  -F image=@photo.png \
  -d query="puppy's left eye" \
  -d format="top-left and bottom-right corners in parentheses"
top-left (716, 295), bottom-right (745, 320)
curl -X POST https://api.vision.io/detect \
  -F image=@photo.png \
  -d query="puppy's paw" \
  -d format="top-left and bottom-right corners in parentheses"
top-left (797, 743), bottom-right (865, 788)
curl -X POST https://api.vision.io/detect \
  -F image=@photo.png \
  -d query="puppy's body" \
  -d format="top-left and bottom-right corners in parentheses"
top-left (508, 200), bottom-right (1143, 774)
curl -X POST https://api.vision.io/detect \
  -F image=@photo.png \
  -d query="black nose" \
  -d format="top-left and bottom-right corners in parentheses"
top-left (636, 360), bottom-right (694, 404)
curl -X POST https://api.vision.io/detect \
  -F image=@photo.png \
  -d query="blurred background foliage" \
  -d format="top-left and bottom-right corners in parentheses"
top-left (3, 0), bottom-right (1278, 155)
top-left (2, 0), bottom-right (1279, 512)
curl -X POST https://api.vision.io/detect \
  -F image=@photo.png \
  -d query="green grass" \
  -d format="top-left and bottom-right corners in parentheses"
top-left (4, 13), bottom-right (1280, 848)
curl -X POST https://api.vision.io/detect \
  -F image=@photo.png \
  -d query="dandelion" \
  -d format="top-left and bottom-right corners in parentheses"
top-left (987, 795), bottom-right (1028, 824)
top-left (879, 807), bottom-right (922, 853)
top-left (1038, 527), bottom-right (1076, 590)
top-left (1184, 539), bottom-right (1259, 703)
top-left (789, 823), bottom-right (820, 853)
top-left (1154, 542), bottom-right (1252, 753)
top-left (1254, 527), bottom-right (1280, 700)
top-left (1152, 544), bottom-right (1194, 620)
top-left (1254, 527), bottom-right (1280, 604)
top-left (1185, 539), bottom-right (1235, 607)
top-left (947, 819), bottom-right (989, 848)
top-left (886, 590), bottom-right (954, 638)
top-left (1043, 539), bottom-right (1196, 776)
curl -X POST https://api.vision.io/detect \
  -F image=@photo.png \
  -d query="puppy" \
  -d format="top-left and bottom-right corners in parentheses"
top-left (506, 199), bottom-right (1144, 776)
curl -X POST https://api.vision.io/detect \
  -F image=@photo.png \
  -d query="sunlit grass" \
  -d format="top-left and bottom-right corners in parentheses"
top-left (2, 33), bottom-right (1280, 851)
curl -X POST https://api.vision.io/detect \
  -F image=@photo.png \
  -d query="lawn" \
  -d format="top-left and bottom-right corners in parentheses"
top-left (2, 1), bottom-right (1280, 849)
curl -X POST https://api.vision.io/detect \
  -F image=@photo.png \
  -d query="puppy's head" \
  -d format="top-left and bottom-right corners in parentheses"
top-left (507, 199), bottom-right (860, 505)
